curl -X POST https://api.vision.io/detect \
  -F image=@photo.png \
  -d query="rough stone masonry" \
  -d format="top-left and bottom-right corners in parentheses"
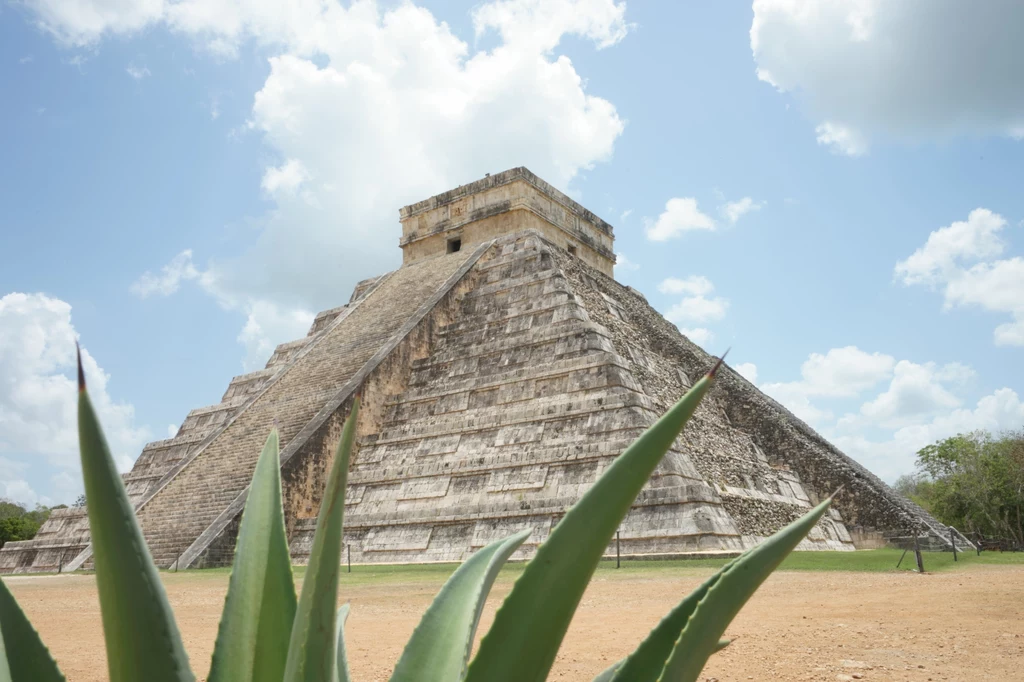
top-left (0, 167), bottom-right (969, 573)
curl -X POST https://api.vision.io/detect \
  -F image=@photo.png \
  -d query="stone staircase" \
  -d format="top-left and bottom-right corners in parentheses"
top-left (129, 251), bottom-right (474, 567)
top-left (10, 249), bottom-right (474, 574)
top-left (290, 234), bottom-right (745, 564)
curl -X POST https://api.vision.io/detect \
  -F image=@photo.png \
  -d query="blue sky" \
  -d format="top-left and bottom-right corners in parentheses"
top-left (1, 0), bottom-right (1022, 507)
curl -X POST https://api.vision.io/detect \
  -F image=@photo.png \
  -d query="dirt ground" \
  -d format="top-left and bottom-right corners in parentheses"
top-left (7, 564), bottom-right (1023, 681)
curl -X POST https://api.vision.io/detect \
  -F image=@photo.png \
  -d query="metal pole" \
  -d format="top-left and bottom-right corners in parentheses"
top-left (616, 531), bottom-right (621, 569)
top-left (896, 548), bottom-right (908, 569)
top-left (950, 527), bottom-right (957, 562)
top-left (913, 532), bottom-right (924, 574)
top-left (173, 556), bottom-right (178, 573)
top-left (347, 544), bottom-right (351, 573)
top-left (58, 553), bottom-right (62, 574)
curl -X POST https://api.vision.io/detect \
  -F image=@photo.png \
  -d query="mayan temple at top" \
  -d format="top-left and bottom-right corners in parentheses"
top-left (0, 167), bottom-right (967, 573)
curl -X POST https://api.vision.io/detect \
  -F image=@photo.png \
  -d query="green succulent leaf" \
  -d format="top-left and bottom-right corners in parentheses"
top-left (76, 349), bottom-right (195, 682)
top-left (333, 604), bottom-right (351, 682)
top-left (0, 577), bottom-right (65, 681)
top-left (607, 559), bottom-right (739, 682)
top-left (597, 638), bottom-right (730, 682)
top-left (657, 496), bottom-right (834, 682)
top-left (0, 616), bottom-right (8, 682)
top-left (390, 528), bottom-right (531, 682)
top-left (284, 399), bottom-right (359, 682)
top-left (464, 360), bottom-right (724, 682)
top-left (208, 430), bottom-right (297, 682)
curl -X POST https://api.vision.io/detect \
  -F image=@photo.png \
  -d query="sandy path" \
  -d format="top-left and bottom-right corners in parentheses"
top-left (7, 565), bottom-right (1023, 681)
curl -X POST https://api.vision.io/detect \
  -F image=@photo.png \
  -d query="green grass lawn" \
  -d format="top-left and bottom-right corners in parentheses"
top-left (777, 547), bottom-right (1024, 572)
top-left (19, 547), bottom-right (1021, 582)
top-left (155, 547), bottom-right (1024, 587)
top-left (585, 546), bottom-right (1024, 576)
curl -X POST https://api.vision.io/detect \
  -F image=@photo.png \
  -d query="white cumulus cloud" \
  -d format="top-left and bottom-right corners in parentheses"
top-left (734, 362), bottom-right (758, 384)
top-left (851, 360), bottom-right (971, 429)
top-left (125, 63), bottom-right (150, 79)
top-left (720, 196), bottom-right (764, 224)
top-left (764, 344), bottom-right (1018, 481)
top-left (1, 479), bottom-right (45, 508)
top-left (895, 209), bottom-right (1008, 286)
top-left (665, 296), bottom-right (728, 325)
top-left (679, 327), bottom-right (714, 346)
top-left (472, 0), bottom-right (632, 52)
top-left (0, 293), bottom-right (150, 485)
top-left (261, 159), bottom-right (310, 199)
top-left (657, 275), bottom-right (727, 349)
top-left (814, 122), bottom-right (868, 157)
top-left (762, 346), bottom-right (894, 426)
top-left (236, 300), bottom-right (315, 372)
top-left (130, 249), bottom-right (204, 298)
top-left (832, 387), bottom-right (1024, 483)
top-left (658, 275), bottom-right (713, 297)
top-left (614, 252), bottom-right (639, 274)
top-left (91, 0), bottom-right (628, 367)
top-left (645, 198), bottom-right (715, 241)
top-left (764, 346), bottom-right (895, 403)
top-left (752, 0), bottom-right (1024, 154)
top-left (895, 208), bottom-right (1024, 346)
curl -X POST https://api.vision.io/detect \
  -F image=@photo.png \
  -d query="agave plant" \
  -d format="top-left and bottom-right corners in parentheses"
top-left (0, 351), bottom-right (835, 681)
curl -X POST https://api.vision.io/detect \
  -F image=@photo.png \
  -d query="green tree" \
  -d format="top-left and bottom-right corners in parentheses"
top-left (892, 473), bottom-right (934, 511)
top-left (0, 499), bottom-right (27, 521)
top-left (908, 430), bottom-right (1024, 545)
top-left (0, 499), bottom-right (53, 548)
top-left (0, 516), bottom-right (31, 548)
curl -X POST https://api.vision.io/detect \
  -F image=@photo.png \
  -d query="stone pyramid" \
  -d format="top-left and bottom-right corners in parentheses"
top-left (0, 168), bottom-right (967, 574)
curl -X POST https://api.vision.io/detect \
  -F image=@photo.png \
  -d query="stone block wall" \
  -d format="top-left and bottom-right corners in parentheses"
top-left (131, 249), bottom-right (476, 568)
top-left (0, 507), bottom-right (89, 573)
top-left (554, 250), bottom-right (965, 551)
top-left (399, 167), bottom-right (616, 277)
top-left (291, 232), bottom-right (748, 564)
top-left (1, 213), bottom-right (965, 574)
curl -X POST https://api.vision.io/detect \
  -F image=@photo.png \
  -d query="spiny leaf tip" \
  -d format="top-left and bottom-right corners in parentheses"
top-left (76, 341), bottom-right (86, 392)
top-left (707, 348), bottom-right (730, 378)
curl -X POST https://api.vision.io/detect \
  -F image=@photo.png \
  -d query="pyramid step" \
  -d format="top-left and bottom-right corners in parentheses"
top-left (129, 248), bottom-right (479, 569)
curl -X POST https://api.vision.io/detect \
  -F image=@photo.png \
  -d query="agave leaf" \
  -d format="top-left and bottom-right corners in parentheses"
top-left (0, 617), bottom-right (8, 682)
top-left (76, 349), bottom-right (194, 682)
top-left (208, 430), bottom-right (297, 682)
top-left (590, 664), bottom-right (619, 682)
top-left (333, 604), bottom-right (351, 682)
top-left (596, 638), bottom-right (731, 682)
top-left (464, 359), bottom-right (724, 682)
top-left (390, 529), bottom-right (531, 682)
top-left (607, 558), bottom-right (740, 682)
top-left (658, 497), bottom-right (834, 682)
top-left (284, 399), bottom-right (359, 682)
top-left (0, 577), bottom-right (65, 681)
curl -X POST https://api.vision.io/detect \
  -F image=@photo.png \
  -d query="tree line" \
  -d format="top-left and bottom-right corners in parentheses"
top-left (0, 499), bottom-right (60, 548)
top-left (895, 430), bottom-right (1024, 546)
